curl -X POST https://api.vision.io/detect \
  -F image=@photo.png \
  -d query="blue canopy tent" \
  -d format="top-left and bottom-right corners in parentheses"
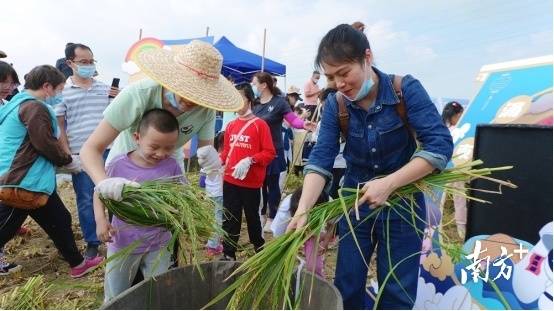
top-left (162, 36), bottom-right (214, 45)
top-left (214, 36), bottom-right (286, 84)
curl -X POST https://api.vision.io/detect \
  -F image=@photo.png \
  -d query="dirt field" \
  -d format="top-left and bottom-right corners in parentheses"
top-left (0, 173), bottom-right (461, 309)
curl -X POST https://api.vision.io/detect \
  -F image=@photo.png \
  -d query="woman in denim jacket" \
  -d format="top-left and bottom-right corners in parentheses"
top-left (287, 24), bottom-right (453, 309)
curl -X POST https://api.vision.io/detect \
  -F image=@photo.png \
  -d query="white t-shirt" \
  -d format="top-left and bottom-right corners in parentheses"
top-left (271, 194), bottom-right (292, 237)
top-left (271, 193), bottom-right (333, 236)
top-left (203, 169), bottom-right (223, 198)
top-left (333, 143), bottom-right (346, 169)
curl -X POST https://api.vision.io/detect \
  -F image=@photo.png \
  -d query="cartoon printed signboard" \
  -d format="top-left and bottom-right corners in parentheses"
top-left (451, 55), bottom-right (552, 166)
top-left (412, 56), bottom-right (553, 310)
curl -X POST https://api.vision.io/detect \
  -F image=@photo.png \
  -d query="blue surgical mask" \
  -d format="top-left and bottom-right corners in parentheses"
top-left (342, 63), bottom-right (374, 102)
top-left (251, 84), bottom-right (261, 98)
top-left (76, 64), bottom-right (96, 79)
top-left (164, 90), bottom-right (183, 111)
top-left (44, 93), bottom-right (63, 106)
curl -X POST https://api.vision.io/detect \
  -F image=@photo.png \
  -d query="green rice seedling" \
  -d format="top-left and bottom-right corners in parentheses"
top-left (100, 181), bottom-right (227, 272)
top-left (204, 160), bottom-right (517, 309)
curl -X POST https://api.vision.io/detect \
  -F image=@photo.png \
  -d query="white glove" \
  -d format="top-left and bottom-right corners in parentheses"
top-left (57, 155), bottom-right (82, 174)
top-left (94, 177), bottom-right (140, 201)
top-left (197, 145), bottom-right (222, 172)
top-left (232, 157), bottom-right (252, 180)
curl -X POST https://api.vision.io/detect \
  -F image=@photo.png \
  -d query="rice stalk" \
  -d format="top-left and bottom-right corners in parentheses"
top-left (204, 160), bottom-right (516, 309)
top-left (0, 275), bottom-right (51, 309)
top-left (100, 181), bottom-right (228, 273)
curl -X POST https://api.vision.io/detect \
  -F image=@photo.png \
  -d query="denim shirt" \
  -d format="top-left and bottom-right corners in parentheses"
top-left (306, 68), bottom-right (453, 218)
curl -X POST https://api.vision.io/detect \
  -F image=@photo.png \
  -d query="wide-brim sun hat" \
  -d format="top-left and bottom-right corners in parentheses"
top-left (135, 40), bottom-right (243, 112)
top-left (286, 85), bottom-right (303, 101)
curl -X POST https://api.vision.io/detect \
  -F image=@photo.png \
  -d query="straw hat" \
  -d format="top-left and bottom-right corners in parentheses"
top-left (135, 40), bottom-right (243, 112)
top-left (286, 85), bottom-right (303, 101)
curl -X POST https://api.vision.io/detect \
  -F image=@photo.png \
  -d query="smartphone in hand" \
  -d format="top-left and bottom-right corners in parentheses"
top-left (109, 78), bottom-right (120, 99)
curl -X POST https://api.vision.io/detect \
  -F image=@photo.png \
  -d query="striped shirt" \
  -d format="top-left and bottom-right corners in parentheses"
top-left (55, 77), bottom-right (111, 154)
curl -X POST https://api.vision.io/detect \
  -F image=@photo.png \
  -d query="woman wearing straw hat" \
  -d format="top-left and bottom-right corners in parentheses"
top-left (81, 40), bottom-right (243, 202)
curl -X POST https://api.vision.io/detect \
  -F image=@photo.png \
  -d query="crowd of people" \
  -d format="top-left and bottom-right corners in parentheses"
top-left (0, 21), bottom-right (461, 309)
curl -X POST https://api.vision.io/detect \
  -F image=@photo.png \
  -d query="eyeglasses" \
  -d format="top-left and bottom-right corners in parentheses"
top-left (70, 59), bottom-right (97, 65)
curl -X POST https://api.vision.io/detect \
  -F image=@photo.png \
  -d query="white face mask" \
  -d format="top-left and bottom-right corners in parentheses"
top-left (340, 62), bottom-right (374, 102)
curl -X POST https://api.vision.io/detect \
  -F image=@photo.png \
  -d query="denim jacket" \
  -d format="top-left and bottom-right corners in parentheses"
top-left (306, 67), bottom-right (453, 218)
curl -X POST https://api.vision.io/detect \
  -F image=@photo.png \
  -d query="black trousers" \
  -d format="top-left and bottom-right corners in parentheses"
top-left (330, 168), bottom-right (346, 199)
top-left (222, 181), bottom-right (264, 258)
top-left (261, 174), bottom-right (280, 219)
top-left (0, 191), bottom-right (83, 267)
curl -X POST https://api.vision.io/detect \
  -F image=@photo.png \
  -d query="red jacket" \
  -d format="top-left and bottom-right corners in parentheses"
top-left (220, 116), bottom-right (276, 188)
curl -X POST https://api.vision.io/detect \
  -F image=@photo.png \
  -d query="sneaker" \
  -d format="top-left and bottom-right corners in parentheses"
top-left (0, 255), bottom-right (22, 276)
top-left (16, 226), bottom-right (31, 236)
top-left (263, 219), bottom-right (273, 233)
top-left (206, 244), bottom-right (223, 257)
top-left (84, 245), bottom-right (99, 259)
top-left (219, 254), bottom-right (236, 262)
top-left (70, 256), bottom-right (103, 278)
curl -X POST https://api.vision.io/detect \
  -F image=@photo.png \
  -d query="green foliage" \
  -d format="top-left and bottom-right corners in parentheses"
top-left (100, 181), bottom-right (226, 271)
top-left (204, 160), bottom-right (516, 309)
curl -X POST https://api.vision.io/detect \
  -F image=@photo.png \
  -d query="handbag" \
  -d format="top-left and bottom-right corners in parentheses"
top-left (0, 187), bottom-right (49, 209)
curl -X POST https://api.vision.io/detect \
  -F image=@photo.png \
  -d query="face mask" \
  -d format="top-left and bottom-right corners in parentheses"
top-left (341, 63), bottom-right (374, 102)
top-left (164, 90), bottom-right (183, 111)
top-left (76, 64), bottom-right (96, 79)
top-left (44, 92), bottom-right (63, 106)
top-left (251, 84), bottom-right (261, 98)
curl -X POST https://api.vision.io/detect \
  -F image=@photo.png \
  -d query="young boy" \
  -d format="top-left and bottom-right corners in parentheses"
top-left (94, 108), bottom-right (183, 302)
top-left (271, 187), bottom-right (332, 277)
top-left (220, 84), bottom-right (276, 261)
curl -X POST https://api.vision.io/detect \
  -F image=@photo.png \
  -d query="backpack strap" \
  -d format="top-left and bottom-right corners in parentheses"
top-left (335, 92), bottom-right (349, 139)
top-left (392, 75), bottom-right (407, 125)
top-left (392, 75), bottom-right (417, 141)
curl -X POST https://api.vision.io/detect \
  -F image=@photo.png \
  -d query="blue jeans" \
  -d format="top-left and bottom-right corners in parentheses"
top-left (334, 207), bottom-right (425, 309)
top-left (71, 150), bottom-right (109, 247)
top-left (104, 246), bottom-right (171, 302)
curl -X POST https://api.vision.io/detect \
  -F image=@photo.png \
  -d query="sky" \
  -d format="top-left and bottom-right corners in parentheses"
top-left (1, 0), bottom-right (552, 101)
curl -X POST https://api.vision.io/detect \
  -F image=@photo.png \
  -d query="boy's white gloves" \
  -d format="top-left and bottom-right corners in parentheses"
top-left (57, 155), bottom-right (82, 174)
top-left (232, 157), bottom-right (252, 180)
top-left (95, 177), bottom-right (140, 201)
top-left (197, 145), bottom-right (222, 172)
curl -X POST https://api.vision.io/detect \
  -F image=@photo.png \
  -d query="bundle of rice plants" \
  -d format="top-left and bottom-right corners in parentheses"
top-left (204, 160), bottom-right (517, 309)
top-left (100, 180), bottom-right (226, 271)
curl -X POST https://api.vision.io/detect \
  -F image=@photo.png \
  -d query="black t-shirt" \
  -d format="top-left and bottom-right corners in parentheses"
top-left (253, 96), bottom-right (291, 150)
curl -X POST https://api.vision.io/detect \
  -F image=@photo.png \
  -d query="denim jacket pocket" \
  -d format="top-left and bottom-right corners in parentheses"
top-left (344, 127), bottom-right (369, 166)
top-left (378, 117), bottom-right (409, 151)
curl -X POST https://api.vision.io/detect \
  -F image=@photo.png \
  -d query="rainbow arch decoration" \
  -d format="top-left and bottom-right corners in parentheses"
top-left (124, 37), bottom-right (164, 62)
